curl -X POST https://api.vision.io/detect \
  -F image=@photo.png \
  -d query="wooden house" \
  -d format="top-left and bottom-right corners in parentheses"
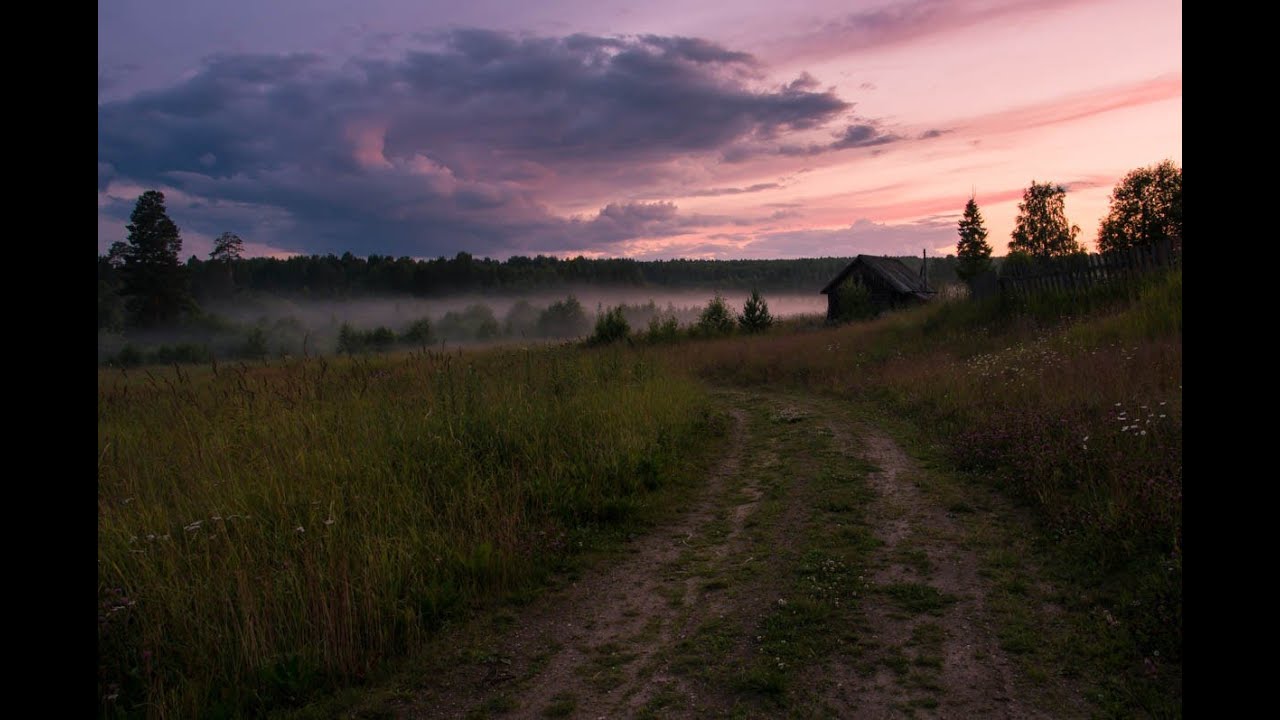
top-left (820, 254), bottom-right (935, 320)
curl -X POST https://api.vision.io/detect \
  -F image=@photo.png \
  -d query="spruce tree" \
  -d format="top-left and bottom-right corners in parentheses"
top-left (119, 190), bottom-right (194, 326)
top-left (738, 289), bottom-right (774, 333)
top-left (955, 197), bottom-right (993, 283)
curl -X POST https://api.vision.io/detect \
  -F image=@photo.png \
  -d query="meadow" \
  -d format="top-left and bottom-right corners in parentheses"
top-left (98, 268), bottom-right (1181, 718)
top-left (98, 347), bottom-right (719, 716)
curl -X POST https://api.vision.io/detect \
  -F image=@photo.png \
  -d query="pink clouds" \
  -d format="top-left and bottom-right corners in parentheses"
top-left (760, 0), bottom-right (1100, 65)
top-left (959, 74), bottom-right (1182, 138)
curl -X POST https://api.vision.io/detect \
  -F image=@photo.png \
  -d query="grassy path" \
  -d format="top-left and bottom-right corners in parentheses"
top-left (334, 389), bottom-right (1086, 719)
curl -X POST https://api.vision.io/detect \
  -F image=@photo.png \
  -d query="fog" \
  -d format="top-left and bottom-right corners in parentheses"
top-left (98, 288), bottom-right (828, 364)
top-left (207, 289), bottom-right (823, 328)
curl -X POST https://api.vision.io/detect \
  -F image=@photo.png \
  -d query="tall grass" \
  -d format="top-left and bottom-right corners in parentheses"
top-left (670, 269), bottom-right (1182, 707)
top-left (98, 347), bottom-right (715, 717)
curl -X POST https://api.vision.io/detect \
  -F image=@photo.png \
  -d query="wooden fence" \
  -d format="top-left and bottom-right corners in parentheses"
top-left (995, 239), bottom-right (1179, 297)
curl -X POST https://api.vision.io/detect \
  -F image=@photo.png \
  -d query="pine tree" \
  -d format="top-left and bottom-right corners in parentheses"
top-left (210, 232), bottom-right (245, 263)
top-left (119, 190), bottom-right (194, 326)
top-left (954, 197), bottom-right (993, 283)
top-left (1008, 181), bottom-right (1084, 259)
top-left (208, 232), bottom-right (245, 297)
top-left (738, 289), bottom-right (774, 333)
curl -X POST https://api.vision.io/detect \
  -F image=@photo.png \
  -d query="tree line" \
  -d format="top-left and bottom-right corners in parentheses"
top-left (953, 159), bottom-right (1183, 283)
top-left (97, 192), bottom-right (965, 332)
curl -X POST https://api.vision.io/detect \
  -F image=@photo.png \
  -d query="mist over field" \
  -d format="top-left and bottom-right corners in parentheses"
top-left (208, 289), bottom-right (826, 329)
top-left (96, 288), bottom-right (828, 364)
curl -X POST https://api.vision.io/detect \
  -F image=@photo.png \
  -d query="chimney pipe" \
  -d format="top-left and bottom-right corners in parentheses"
top-left (921, 248), bottom-right (928, 292)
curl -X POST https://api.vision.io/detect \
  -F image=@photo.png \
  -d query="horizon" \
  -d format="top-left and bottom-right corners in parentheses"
top-left (98, 0), bottom-right (1181, 263)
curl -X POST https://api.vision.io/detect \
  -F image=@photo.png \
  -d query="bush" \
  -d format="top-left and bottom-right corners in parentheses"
top-left (110, 344), bottom-right (145, 368)
top-left (642, 314), bottom-right (682, 344)
top-left (152, 343), bottom-right (213, 365)
top-left (402, 317), bottom-right (433, 345)
top-left (696, 293), bottom-right (736, 336)
top-left (833, 279), bottom-right (875, 323)
top-left (538, 296), bottom-right (590, 338)
top-left (504, 300), bottom-right (541, 338)
top-left (240, 327), bottom-right (269, 359)
top-left (336, 323), bottom-right (363, 354)
top-left (589, 305), bottom-right (630, 345)
top-left (367, 326), bottom-right (396, 349)
top-left (338, 324), bottom-right (398, 353)
top-left (438, 304), bottom-right (500, 342)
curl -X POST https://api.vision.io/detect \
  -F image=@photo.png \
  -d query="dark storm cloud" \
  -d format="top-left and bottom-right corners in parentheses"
top-left (769, 121), bottom-right (901, 158)
top-left (831, 123), bottom-right (901, 149)
top-left (99, 30), bottom-right (852, 257)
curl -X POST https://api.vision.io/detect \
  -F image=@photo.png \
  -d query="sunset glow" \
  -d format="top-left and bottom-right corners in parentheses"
top-left (98, 0), bottom-right (1182, 260)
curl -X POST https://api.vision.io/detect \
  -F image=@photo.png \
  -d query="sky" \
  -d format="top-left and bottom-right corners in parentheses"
top-left (97, 0), bottom-right (1182, 261)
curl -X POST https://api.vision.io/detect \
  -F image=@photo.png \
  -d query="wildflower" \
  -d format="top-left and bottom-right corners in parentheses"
top-left (1140, 430), bottom-right (1147, 436)
top-left (778, 598), bottom-right (788, 606)
top-left (295, 526), bottom-right (305, 533)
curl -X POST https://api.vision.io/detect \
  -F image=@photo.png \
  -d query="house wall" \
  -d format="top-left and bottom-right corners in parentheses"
top-left (826, 264), bottom-right (926, 320)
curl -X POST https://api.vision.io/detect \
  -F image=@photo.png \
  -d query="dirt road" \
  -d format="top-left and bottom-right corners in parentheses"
top-left (383, 390), bottom-right (1082, 719)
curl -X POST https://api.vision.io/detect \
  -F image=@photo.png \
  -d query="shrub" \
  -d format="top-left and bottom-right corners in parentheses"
top-left (367, 326), bottom-right (396, 349)
top-left (336, 323), bottom-right (363, 354)
top-left (240, 327), bottom-right (269, 359)
top-left (642, 314), bottom-right (682, 344)
top-left (503, 300), bottom-right (541, 338)
top-left (589, 305), bottom-right (630, 345)
top-left (537, 296), bottom-right (590, 338)
top-left (833, 279), bottom-right (875, 322)
top-left (402, 317), bottom-right (433, 345)
top-left (110, 344), bottom-right (145, 368)
top-left (152, 343), bottom-right (213, 365)
top-left (696, 293), bottom-right (736, 336)
top-left (438, 304), bottom-right (500, 342)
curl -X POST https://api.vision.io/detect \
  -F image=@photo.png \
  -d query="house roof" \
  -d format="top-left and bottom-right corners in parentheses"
top-left (819, 255), bottom-right (935, 297)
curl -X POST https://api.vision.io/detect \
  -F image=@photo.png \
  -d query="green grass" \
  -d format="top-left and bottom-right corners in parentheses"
top-left (881, 583), bottom-right (956, 615)
top-left (541, 692), bottom-right (578, 717)
top-left (98, 346), bottom-right (717, 718)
